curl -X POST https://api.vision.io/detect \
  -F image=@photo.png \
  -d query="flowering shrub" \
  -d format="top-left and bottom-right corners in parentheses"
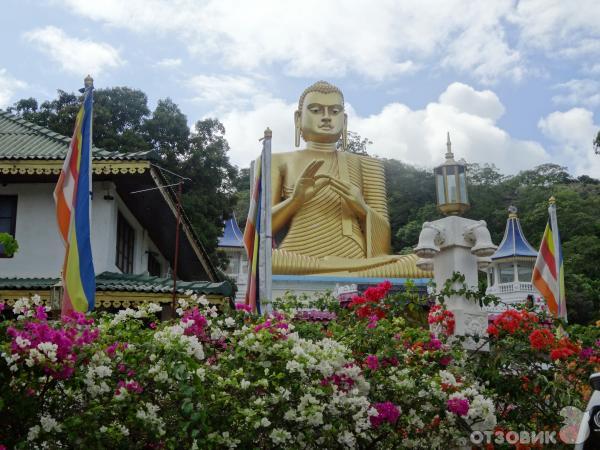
top-left (0, 283), bottom-right (598, 448)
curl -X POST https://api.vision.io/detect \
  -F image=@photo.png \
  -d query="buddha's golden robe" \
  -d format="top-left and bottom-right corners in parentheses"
top-left (271, 149), bottom-right (429, 278)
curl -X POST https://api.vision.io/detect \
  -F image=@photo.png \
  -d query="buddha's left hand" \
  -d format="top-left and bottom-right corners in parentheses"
top-left (317, 175), bottom-right (368, 219)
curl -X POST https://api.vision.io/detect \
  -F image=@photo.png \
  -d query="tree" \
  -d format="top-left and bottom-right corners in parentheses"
top-left (594, 130), bottom-right (600, 155)
top-left (178, 119), bottom-right (239, 268)
top-left (8, 87), bottom-right (152, 153)
top-left (338, 131), bottom-right (372, 155)
top-left (143, 98), bottom-right (190, 165)
top-left (233, 168), bottom-right (251, 229)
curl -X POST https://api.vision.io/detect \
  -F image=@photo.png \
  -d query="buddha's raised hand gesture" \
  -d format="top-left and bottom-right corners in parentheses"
top-left (316, 175), bottom-right (368, 220)
top-left (291, 159), bottom-right (329, 204)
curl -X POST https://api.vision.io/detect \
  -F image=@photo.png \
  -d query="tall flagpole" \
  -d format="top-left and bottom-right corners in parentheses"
top-left (258, 128), bottom-right (273, 314)
top-left (548, 197), bottom-right (567, 322)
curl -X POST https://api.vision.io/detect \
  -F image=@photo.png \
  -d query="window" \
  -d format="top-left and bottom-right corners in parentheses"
top-left (147, 252), bottom-right (161, 277)
top-left (116, 211), bottom-right (135, 274)
top-left (498, 263), bottom-right (514, 284)
top-left (517, 263), bottom-right (533, 282)
top-left (0, 196), bottom-right (17, 258)
top-left (226, 254), bottom-right (240, 276)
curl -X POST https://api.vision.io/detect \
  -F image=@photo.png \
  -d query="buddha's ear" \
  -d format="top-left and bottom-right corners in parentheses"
top-left (294, 110), bottom-right (301, 147)
top-left (341, 113), bottom-right (348, 152)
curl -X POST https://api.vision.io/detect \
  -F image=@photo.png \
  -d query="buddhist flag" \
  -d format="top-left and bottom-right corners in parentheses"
top-left (53, 78), bottom-right (96, 314)
top-left (243, 128), bottom-right (273, 314)
top-left (244, 154), bottom-right (262, 314)
top-left (532, 197), bottom-right (566, 320)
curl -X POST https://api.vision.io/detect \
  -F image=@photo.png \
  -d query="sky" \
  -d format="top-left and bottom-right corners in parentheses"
top-left (0, 0), bottom-right (599, 176)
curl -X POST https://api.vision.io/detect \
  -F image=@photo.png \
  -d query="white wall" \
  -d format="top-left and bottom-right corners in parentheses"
top-left (0, 182), bottom-right (167, 278)
top-left (221, 246), bottom-right (248, 301)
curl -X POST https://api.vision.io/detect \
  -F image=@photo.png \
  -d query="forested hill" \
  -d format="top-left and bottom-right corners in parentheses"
top-left (7, 88), bottom-right (600, 325)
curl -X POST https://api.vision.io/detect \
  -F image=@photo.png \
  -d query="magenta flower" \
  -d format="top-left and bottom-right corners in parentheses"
top-left (181, 307), bottom-right (208, 338)
top-left (447, 398), bottom-right (470, 416)
top-left (370, 402), bottom-right (400, 428)
top-left (235, 303), bottom-right (252, 312)
top-left (0, 302), bottom-right (5, 312)
top-left (117, 379), bottom-right (143, 394)
top-left (6, 311), bottom-right (99, 380)
top-left (367, 315), bottom-right (379, 329)
top-left (580, 347), bottom-right (594, 360)
top-left (439, 355), bottom-right (453, 367)
top-left (365, 354), bottom-right (379, 370)
top-left (426, 335), bottom-right (442, 350)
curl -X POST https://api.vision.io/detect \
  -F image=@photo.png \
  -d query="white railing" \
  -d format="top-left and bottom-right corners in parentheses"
top-left (488, 282), bottom-right (535, 294)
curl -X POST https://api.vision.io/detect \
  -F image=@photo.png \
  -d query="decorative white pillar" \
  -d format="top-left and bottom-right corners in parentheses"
top-left (416, 216), bottom-right (496, 349)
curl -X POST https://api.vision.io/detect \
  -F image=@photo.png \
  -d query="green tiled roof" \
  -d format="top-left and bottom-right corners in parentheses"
top-left (95, 272), bottom-right (233, 297)
top-left (0, 271), bottom-right (233, 297)
top-left (0, 110), bottom-right (155, 161)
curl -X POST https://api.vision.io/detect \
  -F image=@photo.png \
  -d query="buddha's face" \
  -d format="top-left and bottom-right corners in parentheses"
top-left (297, 91), bottom-right (346, 144)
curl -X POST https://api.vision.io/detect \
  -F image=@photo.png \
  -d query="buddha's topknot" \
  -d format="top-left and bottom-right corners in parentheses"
top-left (298, 81), bottom-right (344, 111)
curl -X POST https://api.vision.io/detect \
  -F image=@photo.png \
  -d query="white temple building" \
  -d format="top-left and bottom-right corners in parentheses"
top-left (484, 206), bottom-right (542, 313)
top-left (218, 216), bottom-right (248, 302)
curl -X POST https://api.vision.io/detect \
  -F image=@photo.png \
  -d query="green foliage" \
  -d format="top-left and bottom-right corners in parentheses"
top-left (0, 233), bottom-right (18, 257)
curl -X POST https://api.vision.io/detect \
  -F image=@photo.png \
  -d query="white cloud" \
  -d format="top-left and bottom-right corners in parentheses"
top-left (0, 69), bottom-right (27, 108)
top-left (187, 74), bottom-right (267, 109)
top-left (538, 108), bottom-right (600, 176)
top-left (218, 82), bottom-right (549, 175)
top-left (54, 0), bottom-right (531, 84)
top-left (23, 26), bottom-right (124, 75)
top-left (552, 79), bottom-right (600, 109)
top-left (439, 82), bottom-right (505, 121)
top-left (155, 58), bottom-right (182, 68)
top-left (49, 1), bottom-right (600, 83)
top-left (510, 0), bottom-right (600, 56)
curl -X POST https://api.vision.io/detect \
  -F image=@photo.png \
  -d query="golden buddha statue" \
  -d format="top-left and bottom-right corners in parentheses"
top-left (271, 81), bottom-right (428, 278)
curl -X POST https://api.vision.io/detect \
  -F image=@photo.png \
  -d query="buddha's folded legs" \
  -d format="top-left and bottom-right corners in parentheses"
top-left (272, 249), bottom-right (431, 278)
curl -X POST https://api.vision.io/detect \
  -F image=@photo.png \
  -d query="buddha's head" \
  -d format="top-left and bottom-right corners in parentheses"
top-left (295, 81), bottom-right (347, 150)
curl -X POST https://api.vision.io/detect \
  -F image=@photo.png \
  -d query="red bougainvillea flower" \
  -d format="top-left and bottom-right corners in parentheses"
top-left (487, 309), bottom-right (539, 337)
top-left (428, 305), bottom-right (455, 336)
top-left (529, 328), bottom-right (555, 351)
top-left (550, 337), bottom-right (580, 361)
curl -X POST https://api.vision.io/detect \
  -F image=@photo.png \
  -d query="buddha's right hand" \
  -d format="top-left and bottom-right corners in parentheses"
top-left (291, 159), bottom-right (328, 204)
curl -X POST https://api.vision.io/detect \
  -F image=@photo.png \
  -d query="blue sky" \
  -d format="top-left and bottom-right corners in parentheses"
top-left (1, 0), bottom-right (599, 175)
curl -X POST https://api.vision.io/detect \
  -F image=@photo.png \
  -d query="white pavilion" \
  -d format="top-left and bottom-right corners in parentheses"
top-left (484, 206), bottom-right (542, 313)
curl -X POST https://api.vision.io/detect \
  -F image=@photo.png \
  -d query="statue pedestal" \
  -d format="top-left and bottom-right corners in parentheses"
top-left (270, 274), bottom-right (430, 306)
top-left (416, 216), bottom-right (496, 351)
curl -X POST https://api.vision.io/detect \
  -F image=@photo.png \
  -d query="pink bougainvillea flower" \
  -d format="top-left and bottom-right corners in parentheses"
top-left (447, 398), bottom-right (470, 416)
top-left (365, 354), bottom-right (379, 370)
top-left (370, 401), bottom-right (400, 428)
top-left (234, 303), bottom-right (252, 313)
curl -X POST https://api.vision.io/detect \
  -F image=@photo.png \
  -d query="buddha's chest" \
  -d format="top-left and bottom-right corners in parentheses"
top-left (282, 151), bottom-right (362, 196)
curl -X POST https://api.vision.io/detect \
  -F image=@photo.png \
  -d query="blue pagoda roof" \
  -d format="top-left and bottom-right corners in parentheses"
top-left (218, 216), bottom-right (244, 248)
top-left (491, 207), bottom-right (538, 260)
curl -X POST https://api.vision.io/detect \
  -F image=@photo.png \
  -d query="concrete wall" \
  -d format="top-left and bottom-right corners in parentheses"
top-left (0, 182), bottom-right (168, 278)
